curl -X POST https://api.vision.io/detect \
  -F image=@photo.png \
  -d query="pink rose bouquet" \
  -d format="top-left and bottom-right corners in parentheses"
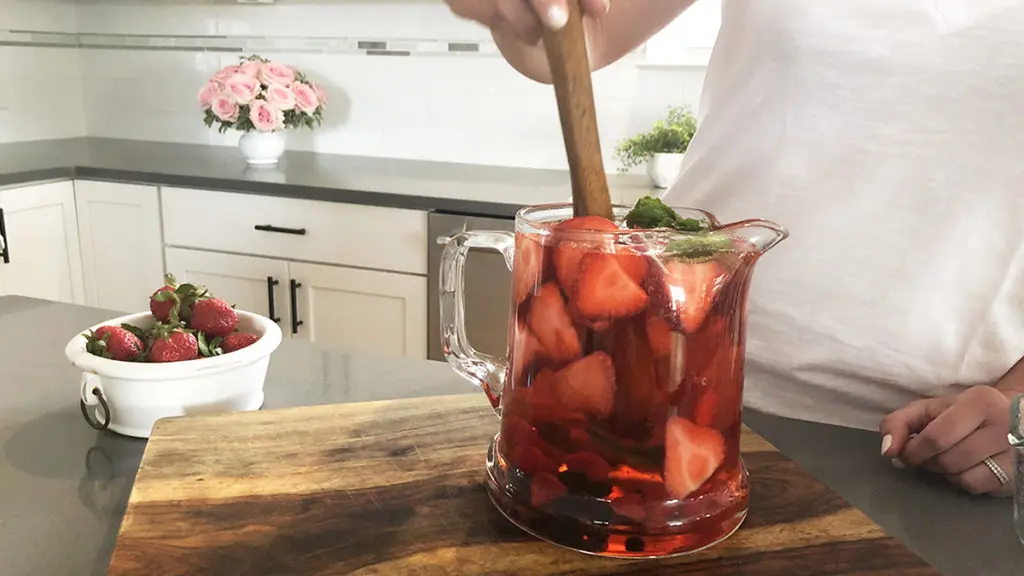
top-left (198, 54), bottom-right (326, 134)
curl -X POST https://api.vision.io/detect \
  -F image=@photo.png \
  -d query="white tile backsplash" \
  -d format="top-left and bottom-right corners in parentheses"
top-left (0, 0), bottom-right (77, 33)
top-left (0, 0), bottom-right (711, 171)
top-left (0, 0), bottom-right (84, 142)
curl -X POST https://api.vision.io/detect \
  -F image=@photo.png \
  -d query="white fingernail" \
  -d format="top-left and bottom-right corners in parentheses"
top-left (880, 434), bottom-right (892, 455)
top-left (603, 0), bottom-right (611, 13)
top-left (543, 5), bottom-right (569, 30)
top-left (891, 457), bottom-right (905, 469)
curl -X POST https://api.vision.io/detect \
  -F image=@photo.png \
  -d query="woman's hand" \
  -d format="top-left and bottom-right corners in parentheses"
top-left (445, 0), bottom-right (610, 45)
top-left (879, 385), bottom-right (1015, 497)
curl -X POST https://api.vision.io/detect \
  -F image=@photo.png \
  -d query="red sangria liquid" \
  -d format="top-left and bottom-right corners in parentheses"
top-left (486, 201), bottom-right (756, 558)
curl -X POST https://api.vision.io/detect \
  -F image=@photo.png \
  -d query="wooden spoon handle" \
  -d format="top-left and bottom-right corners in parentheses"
top-left (542, 0), bottom-right (614, 220)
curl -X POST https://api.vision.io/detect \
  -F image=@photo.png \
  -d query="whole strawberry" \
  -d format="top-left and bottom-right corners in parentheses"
top-left (149, 282), bottom-right (178, 323)
top-left (149, 274), bottom-right (208, 324)
top-left (189, 298), bottom-right (238, 338)
top-left (221, 332), bottom-right (260, 353)
top-left (147, 324), bottom-right (199, 363)
top-left (84, 325), bottom-right (144, 361)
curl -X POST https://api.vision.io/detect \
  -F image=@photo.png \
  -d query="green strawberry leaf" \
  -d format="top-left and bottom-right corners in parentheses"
top-left (84, 330), bottom-right (113, 359)
top-left (120, 323), bottom-right (149, 342)
top-left (151, 290), bottom-right (176, 302)
top-left (210, 336), bottom-right (224, 356)
top-left (196, 332), bottom-right (223, 357)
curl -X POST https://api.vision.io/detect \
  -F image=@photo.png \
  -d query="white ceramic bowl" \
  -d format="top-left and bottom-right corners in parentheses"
top-left (65, 310), bottom-right (283, 438)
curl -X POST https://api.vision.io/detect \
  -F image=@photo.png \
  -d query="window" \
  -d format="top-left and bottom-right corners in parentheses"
top-left (642, 0), bottom-right (722, 66)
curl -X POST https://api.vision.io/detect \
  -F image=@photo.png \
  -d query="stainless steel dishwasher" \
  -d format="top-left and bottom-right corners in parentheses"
top-left (427, 211), bottom-right (516, 363)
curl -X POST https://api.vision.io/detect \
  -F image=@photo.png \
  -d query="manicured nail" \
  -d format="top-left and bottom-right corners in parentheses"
top-left (603, 0), bottom-right (611, 13)
top-left (880, 434), bottom-right (892, 455)
top-left (891, 457), bottom-right (905, 469)
top-left (542, 5), bottom-right (569, 30)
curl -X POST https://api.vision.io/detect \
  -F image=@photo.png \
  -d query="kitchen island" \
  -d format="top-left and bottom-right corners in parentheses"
top-left (2, 296), bottom-right (1020, 575)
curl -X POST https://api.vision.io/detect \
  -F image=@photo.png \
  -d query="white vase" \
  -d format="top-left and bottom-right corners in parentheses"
top-left (646, 152), bottom-right (686, 189)
top-left (238, 131), bottom-right (285, 165)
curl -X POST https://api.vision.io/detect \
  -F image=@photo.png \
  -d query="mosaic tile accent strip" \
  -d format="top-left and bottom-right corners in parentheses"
top-left (0, 28), bottom-right (642, 59)
top-left (0, 28), bottom-right (517, 57)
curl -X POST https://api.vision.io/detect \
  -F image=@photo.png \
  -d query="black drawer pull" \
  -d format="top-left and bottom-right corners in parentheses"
top-left (255, 224), bottom-right (307, 236)
top-left (289, 279), bottom-right (304, 335)
top-left (266, 276), bottom-right (281, 323)
top-left (0, 208), bottom-right (9, 264)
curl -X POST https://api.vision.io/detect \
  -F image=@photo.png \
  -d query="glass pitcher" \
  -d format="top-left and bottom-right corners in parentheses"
top-left (439, 202), bottom-right (787, 558)
top-left (1009, 394), bottom-right (1024, 544)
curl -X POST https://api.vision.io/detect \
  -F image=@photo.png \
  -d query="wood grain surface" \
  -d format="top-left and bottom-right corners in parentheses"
top-left (108, 394), bottom-right (939, 576)
top-left (542, 0), bottom-right (614, 220)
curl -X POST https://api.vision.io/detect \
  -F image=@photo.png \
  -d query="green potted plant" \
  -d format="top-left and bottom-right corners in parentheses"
top-left (614, 106), bottom-right (698, 188)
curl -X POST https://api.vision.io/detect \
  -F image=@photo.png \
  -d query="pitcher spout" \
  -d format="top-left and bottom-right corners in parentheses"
top-left (718, 219), bottom-right (789, 255)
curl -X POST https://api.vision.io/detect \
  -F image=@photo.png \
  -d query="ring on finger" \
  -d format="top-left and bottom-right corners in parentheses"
top-left (984, 456), bottom-right (1011, 485)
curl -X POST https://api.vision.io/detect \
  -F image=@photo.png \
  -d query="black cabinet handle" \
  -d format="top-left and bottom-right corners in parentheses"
top-left (255, 224), bottom-right (306, 236)
top-left (289, 279), bottom-right (304, 335)
top-left (266, 276), bottom-right (281, 323)
top-left (0, 208), bottom-right (9, 264)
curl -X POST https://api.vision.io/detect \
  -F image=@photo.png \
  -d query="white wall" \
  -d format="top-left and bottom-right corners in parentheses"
top-left (1, 0), bottom-right (721, 171)
top-left (0, 0), bottom-right (86, 142)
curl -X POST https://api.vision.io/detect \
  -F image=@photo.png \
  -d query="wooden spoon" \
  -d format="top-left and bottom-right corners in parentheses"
top-left (542, 0), bottom-right (615, 220)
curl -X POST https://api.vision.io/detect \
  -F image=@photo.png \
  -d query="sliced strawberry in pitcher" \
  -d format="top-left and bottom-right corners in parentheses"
top-left (512, 233), bottom-right (548, 304)
top-left (645, 314), bottom-right (676, 358)
top-left (527, 283), bottom-right (581, 363)
top-left (527, 368), bottom-right (566, 421)
top-left (691, 344), bottom-right (743, 429)
top-left (611, 493), bottom-right (647, 524)
top-left (511, 444), bottom-right (560, 477)
top-left (574, 254), bottom-right (648, 320)
top-left (552, 215), bottom-right (620, 295)
top-left (663, 416), bottom-right (725, 499)
top-left (655, 260), bottom-right (728, 334)
top-left (616, 250), bottom-right (649, 285)
top-left (553, 351), bottom-right (616, 419)
top-left (498, 415), bottom-right (535, 454)
top-left (530, 472), bottom-right (568, 508)
top-left (568, 303), bottom-right (612, 332)
top-left (563, 451), bottom-right (613, 482)
top-left (510, 317), bottom-right (548, 383)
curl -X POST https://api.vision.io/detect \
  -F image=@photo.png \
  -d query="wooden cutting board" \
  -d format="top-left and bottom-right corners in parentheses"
top-left (108, 393), bottom-right (938, 576)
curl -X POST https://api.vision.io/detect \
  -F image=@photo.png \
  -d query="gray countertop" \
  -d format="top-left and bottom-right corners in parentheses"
top-left (0, 138), bottom-right (655, 219)
top-left (3, 295), bottom-right (1022, 575)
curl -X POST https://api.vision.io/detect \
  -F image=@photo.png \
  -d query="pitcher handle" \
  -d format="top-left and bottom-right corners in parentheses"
top-left (439, 230), bottom-right (516, 415)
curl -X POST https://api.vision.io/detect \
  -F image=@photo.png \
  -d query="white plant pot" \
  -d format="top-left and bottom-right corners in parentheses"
top-left (647, 152), bottom-right (686, 189)
top-left (65, 310), bottom-right (282, 438)
top-left (238, 131), bottom-right (285, 165)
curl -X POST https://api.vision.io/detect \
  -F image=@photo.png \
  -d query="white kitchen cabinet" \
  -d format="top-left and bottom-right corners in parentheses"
top-left (0, 180), bottom-right (84, 304)
top-left (164, 247), bottom-right (290, 331)
top-left (74, 180), bottom-right (164, 313)
top-left (289, 262), bottom-right (428, 359)
top-left (160, 185), bottom-right (430, 360)
top-left (164, 246), bottom-right (428, 359)
top-left (161, 186), bottom-right (429, 275)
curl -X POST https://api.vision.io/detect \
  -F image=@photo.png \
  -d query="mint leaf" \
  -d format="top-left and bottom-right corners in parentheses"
top-left (665, 233), bottom-right (734, 262)
top-left (625, 196), bottom-right (708, 233)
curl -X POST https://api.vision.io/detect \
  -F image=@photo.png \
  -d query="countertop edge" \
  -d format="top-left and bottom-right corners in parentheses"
top-left (71, 166), bottom-right (528, 219)
top-left (0, 138), bottom-right (657, 219)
